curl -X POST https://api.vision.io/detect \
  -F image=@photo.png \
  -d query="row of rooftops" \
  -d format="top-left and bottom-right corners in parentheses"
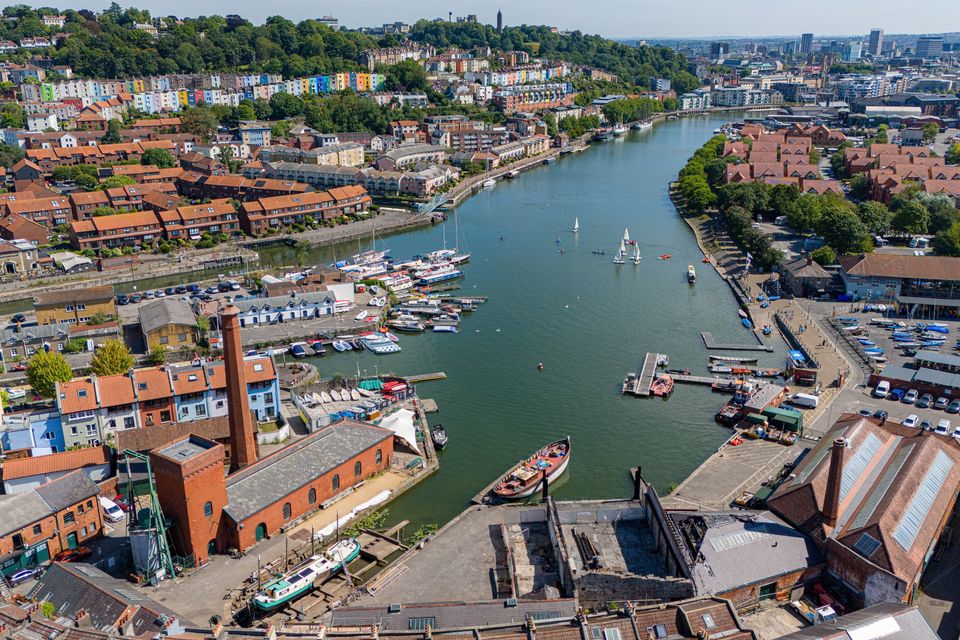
top-left (55, 356), bottom-right (276, 414)
top-left (0, 470), bottom-right (100, 538)
top-left (839, 252), bottom-right (960, 282)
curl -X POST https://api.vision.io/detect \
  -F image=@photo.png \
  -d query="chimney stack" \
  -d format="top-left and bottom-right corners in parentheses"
top-left (220, 305), bottom-right (257, 472)
top-left (822, 438), bottom-right (846, 528)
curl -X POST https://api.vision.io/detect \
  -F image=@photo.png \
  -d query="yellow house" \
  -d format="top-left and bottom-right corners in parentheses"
top-left (139, 299), bottom-right (199, 351)
top-left (34, 286), bottom-right (117, 325)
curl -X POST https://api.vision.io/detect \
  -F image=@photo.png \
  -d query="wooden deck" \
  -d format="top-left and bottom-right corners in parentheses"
top-left (701, 331), bottom-right (774, 352)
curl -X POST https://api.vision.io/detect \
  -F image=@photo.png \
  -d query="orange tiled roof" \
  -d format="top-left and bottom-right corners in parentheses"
top-left (0, 445), bottom-right (110, 480)
top-left (131, 366), bottom-right (172, 401)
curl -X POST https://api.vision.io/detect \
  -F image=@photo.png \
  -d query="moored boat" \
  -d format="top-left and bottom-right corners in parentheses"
top-left (252, 538), bottom-right (360, 611)
top-left (709, 355), bottom-right (759, 363)
top-left (482, 178), bottom-right (496, 188)
top-left (687, 265), bottom-right (696, 284)
top-left (289, 342), bottom-right (309, 358)
top-left (431, 424), bottom-right (448, 449)
top-left (651, 374), bottom-right (674, 397)
top-left (493, 437), bottom-right (571, 499)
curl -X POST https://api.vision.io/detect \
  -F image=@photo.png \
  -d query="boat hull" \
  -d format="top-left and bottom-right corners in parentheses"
top-left (500, 452), bottom-right (570, 499)
top-left (493, 437), bottom-right (571, 500)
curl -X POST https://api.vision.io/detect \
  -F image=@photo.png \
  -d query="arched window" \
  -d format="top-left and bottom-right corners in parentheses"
top-left (376, 449), bottom-right (383, 465)
top-left (282, 502), bottom-right (292, 520)
top-left (354, 461), bottom-right (362, 477)
top-left (308, 488), bottom-right (317, 504)
top-left (203, 501), bottom-right (213, 517)
top-left (332, 474), bottom-right (340, 491)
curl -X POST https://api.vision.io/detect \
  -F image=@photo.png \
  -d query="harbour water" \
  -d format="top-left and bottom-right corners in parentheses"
top-left (256, 114), bottom-right (786, 529)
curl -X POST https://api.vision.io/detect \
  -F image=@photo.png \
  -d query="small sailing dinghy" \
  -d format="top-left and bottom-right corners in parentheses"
top-left (572, 217), bottom-right (579, 233)
top-left (632, 242), bottom-right (641, 265)
top-left (613, 239), bottom-right (626, 264)
top-left (493, 437), bottom-right (571, 499)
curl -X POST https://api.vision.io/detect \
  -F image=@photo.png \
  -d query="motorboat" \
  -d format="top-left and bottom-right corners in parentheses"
top-left (431, 424), bottom-right (448, 449)
top-left (252, 538), bottom-right (360, 611)
top-left (651, 374), bottom-right (674, 397)
top-left (310, 341), bottom-right (326, 355)
top-left (289, 343), bottom-right (309, 358)
top-left (359, 334), bottom-right (401, 354)
top-left (709, 355), bottom-right (758, 363)
top-left (482, 178), bottom-right (496, 188)
top-left (417, 266), bottom-right (463, 286)
top-left (612, 123), bottom-right (628, 136)
top-left (687, 265), bottom-right (696, 284)
top-left (389, 319), bottom-right (426, 332)
top-left (355, 310), bottom-right (368, 322)
top-left (710, 364), bottom-right (734, 374)
top-left (632, 120), bottom-right (653, 131)
top-left (492, 437), bottom-right (571, 499)
top-left (432, 325), bottom-right (458, 333)
top-left (331, 341), bottom-right (348, 352)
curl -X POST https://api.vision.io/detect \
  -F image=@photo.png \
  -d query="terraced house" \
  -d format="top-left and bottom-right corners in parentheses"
top-left (54, 356), bottom-right (279, 447)
top-left (4, 196), bottom-right (72, 227)
top-left (157, 199), bottom-right (241, 241)
top-left (68, 210), bottom-right (164, 251)
top-left (239, 186), bottom-right (372, 235)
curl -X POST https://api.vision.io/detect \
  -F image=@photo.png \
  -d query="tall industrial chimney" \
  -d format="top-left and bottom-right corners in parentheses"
top-left (220, 305), bottom-right (257, 472)
top-left (822, 438), bottom-right (846, 528)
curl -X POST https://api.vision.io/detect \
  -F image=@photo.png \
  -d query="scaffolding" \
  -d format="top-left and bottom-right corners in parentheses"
top-left (122, 449), bottom-right (176, 583)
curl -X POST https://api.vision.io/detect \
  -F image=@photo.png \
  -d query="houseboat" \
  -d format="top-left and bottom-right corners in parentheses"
top-left (492, 437), bottom-right (571, 499)
top-left (252, 538), bottom-right (361, 612)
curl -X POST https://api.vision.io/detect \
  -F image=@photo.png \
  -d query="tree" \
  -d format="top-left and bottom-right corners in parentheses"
top-left (180, 106), bottom-right (219, 142)
top-left (921, 123), bottom-right (939, 144)
top-left (271, 119), bottom-right (293, 139)
top-left (90, 339), bottom-right (134, 376)
top-left (0, 103), bottom-right (25, 128)
top-left (99, 175), bottom-right (136, 190)
top-left (856, 201), bottom-right (891, 236)
top-left (0, 143), bottom-right (24, 169)
top-left (848, 174), bottom-right (871, 201)
top-left (817, 204), bottom-right (870, 255)
top-left (91, 206), bottom-right (120, 216)
top-left (811, 246), bottom-right (837, 266)
top-left (931, 222), bottom-right (960, 257)
top-left (918, 193), bottom-right (960, 234)
top-left (787, 194), bottom-right (823, 232)
top-left (890, 200), bottom-right (930, 235)
top-left (27, 350), bottom-right (73, 398)
top-left (236, 101), bottom-right (256, 121)
top-left (101, 119), bottom-right (122, 144)
top-left (383, 59), bottom-right (429, 92)
top-left (147, 344), bottom-right (166, 365)
top-left (141, 148), bottom-right (176, 168)
top-left (219, 144), bottom-right (236, 173)
top-left (946, 143), bottom-right (960, 165)
top-left (269, 92), bottom-right (304, 119)
top-left (543, 111), bottom-right (558, 138)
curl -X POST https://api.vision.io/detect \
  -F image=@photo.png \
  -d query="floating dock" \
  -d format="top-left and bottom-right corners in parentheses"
top-left (701, 331), bottom-right (774, 352)
top-left (404, 372), bottom-right (447, 383)
top-left (622, 353), bottom-right (662, 396)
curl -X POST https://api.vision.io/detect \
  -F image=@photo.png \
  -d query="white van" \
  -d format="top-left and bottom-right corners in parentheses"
top-left (909, 237), bottom-right (930, 249)
top-left (775, 215), bottom-right (788, 225)
top-left (791, 393), bottom-right (820, 409)
top-left (99, 496), bottom-right (125, 523)
top-left (873, 381), bottom-right (890, 398)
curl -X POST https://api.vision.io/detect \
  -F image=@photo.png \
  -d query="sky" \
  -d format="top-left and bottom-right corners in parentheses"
top-left (25, 0), bottom-right (960, 39)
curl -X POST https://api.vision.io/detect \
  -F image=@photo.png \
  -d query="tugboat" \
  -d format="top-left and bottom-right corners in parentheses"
top-left (431, 424), bottom-right (448, 449)
top-left (492, 437), bottom-right (571, 499)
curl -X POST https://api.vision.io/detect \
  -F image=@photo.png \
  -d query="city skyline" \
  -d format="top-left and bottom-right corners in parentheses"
top-left (13, 0), bottom-right (960, 39)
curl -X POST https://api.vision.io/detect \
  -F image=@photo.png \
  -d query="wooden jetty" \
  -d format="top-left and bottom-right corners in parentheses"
top-left (405, 372), bottom-right (447, 383)
top-left (622, 353), bottom-right (662, 396)
top-left (701, 331), bottom-right (774, 352)
top-left (670, 373), bottom-right (729, 386)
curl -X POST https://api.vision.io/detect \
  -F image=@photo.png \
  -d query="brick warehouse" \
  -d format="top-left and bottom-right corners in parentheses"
top-left (149, 305), bottom-right (394, 565)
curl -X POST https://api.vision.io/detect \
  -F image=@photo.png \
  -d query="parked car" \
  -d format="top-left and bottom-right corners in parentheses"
top-left (902, 389), bottom-right (918, 405)
top-left (889, 388), bottom-right (906, 402)
top-left (206, 285), bottom-right (219, 294)
top-left (858, 408), bottom-right (874, 417)
top-left (10, 313), bottom-right (26, 324)
top-left (129, 293), bottom-right (142, 303)
top-left (154, 290), bottom-right (166, 298)
top-left (229, 282), bottom-right (241, 291)
top-left (112, 494), bottom-right (131, 512)
top-left (873, 381), bottom-right (890, 399)
top-left (936, 419), bottom-right (951, 435)
top-left (917, 393), bottom-right (933, 409)
top-left (9, 567), bottom-right (43, 585)
top-left (873, 410), bottom-right (889, 421)
top-left (948, 400), bottom-right (960, 414)
top-left (217, 282), bottom-right (232, 292)
top-left (144, 291), bottom-right (155, 299)
top-left (174, 285), bottom-right (188, 294)
top-left (53, 546), bottom-right (92, 562)
top-left (920, 420), bottom-right (933, 431)
top-left (902, 414), bottom-right (919, 428)
top-left (117, 295), bottom-right (129, 306)
top-left (935, 397), bottom-right (950, 410)
top-left (164, 287), bottom-right (176, 296)
top-left (99, 496), bottom-right (125, 523)
top-left (187, 284), bottom-right (201, 293)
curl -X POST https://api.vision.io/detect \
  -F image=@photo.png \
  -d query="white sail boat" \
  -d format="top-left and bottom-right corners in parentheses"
top-left (613, 239), bottom-right (626, 264)
top-left (623, 227), bottom-right (631, 244)
top-left (572, 217), bottom-right (579, 233)
top-left (632, 243), bottom-right (641, 265)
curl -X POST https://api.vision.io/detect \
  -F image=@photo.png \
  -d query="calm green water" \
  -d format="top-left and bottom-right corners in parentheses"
top-left (258, 114), bottom-right (786, 529)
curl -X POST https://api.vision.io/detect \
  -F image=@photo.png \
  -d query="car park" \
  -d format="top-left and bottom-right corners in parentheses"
top-left (917, 393), bottom-right (933, 409)
top-left (936, 419), bottom-right (952, 435)
top-left (902, 414), bottom-right (919, 428)
top-left (873, 410), bottom-right (888, 421)
top-left (901, 389), bottom-right (918, 404)
top-left (53, 546), bottom-right (92, 562)
top-left (935, 397), bottom-right (950, 410)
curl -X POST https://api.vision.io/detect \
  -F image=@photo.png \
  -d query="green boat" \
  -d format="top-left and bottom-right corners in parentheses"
top-left (252, 538), bottom-right (360, 612)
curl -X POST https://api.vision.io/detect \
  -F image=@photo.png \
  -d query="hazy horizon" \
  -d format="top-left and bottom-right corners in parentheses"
top-left (14, 0), bottom-right (960, 40)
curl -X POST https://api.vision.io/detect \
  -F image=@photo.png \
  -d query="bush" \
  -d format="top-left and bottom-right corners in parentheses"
top-left (811, 246), bottom-right (837, 266)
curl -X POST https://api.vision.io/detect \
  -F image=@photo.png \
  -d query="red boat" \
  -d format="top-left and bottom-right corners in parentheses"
top-left (493, 437), bottom-right (571, 499)
top-left (651, 374), bottom-right (674, 397)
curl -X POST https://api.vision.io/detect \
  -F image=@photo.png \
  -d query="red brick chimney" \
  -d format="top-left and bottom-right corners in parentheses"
top-left (822, 438), bottom-right (847, 528)
top-left (220, 305), bottom-right (257, 472)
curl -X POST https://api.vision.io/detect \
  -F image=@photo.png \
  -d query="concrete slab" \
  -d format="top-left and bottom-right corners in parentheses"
top-left (741, 606), bottom-right (808, 640)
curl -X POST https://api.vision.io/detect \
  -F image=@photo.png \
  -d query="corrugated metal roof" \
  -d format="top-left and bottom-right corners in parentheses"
top-left (892, 450), bottom-right (953, 551)
top-left (793, 427), bottom-right (849, 486)
top-left (847, 443), bottom-right (914, 532)
top-left (840, 433), bottom-right (883, 501)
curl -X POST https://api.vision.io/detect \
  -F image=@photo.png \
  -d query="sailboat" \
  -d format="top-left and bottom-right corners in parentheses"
top-left (572, 217), bottom-right (579, 233)
top-left (623, 227), bottom-right (631, 244)
top-left (631, 243), bottom-right (641, 265)
top-left (613, 239), bottom-right (626, 264)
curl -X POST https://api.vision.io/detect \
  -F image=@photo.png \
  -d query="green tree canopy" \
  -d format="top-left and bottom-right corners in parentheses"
top-left (27, 350), bottom-right (73, 398)
top-left (932, 222), bottom-right (960, 257)
top-left (141, 148), bottom-right (176, 168)
top-left (90, 339), bottom-right (135, 376)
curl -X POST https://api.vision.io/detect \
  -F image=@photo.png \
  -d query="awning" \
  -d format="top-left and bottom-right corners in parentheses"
top-left (377, 408), bottom-right (419, 454)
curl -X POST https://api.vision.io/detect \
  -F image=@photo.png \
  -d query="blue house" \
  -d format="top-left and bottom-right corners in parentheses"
top-left (1, 408), bottom-right (65, 454)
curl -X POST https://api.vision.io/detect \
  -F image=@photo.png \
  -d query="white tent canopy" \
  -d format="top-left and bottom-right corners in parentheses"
top-left (378, 408), bottom-right (420, 454)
